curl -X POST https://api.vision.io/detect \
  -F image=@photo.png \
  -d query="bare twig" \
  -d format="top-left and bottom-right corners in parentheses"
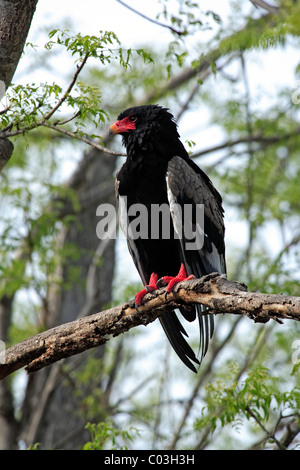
top-left (191, 127), bottom-right (300, 159)
top-left (0, 104), bottom-right (10, 115)
top-left (245, 406), bottom-right (285, 450)
top-left (1, 273), bottom-right (300, 380)
top-left (249, 0), bottom-right (279, 14)
top-left (53, 110), bottom-right (81, 126)
top-left (115, 0), bottom-right (186, 36)
top-left (43, 122), bottom-right (126, 156)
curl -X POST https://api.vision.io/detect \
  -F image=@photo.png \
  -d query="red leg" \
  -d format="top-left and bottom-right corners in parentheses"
top-left (135, 272), bottom-right (158, 307)
top-left (158, 263), bottom-right (195, 294)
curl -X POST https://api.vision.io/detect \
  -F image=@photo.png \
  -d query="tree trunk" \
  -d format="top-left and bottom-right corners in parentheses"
top-left (0, 3), bottom-right (40, 445)
top-left (18, 146), bottom-right (116, 449)
top-left (0, 0), bottom-right (38, 171)
top-left (0, 297), bottom-right (18, 449)
top-left (0, 0), bottom-right (38, 89)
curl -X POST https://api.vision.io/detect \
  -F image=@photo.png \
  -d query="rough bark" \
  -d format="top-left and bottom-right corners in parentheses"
top-left (0, 0), bottom-right (38, 172)
top-left (0, 0), bottom-right (38, 89)
top-left (1, 273), bottom-right (299, 381)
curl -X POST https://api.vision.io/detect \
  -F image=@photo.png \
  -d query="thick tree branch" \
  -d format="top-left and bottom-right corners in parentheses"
top-left (1, 273), bottom-right (299, 380)
top-left (42, 123), bottom-right (126, 157)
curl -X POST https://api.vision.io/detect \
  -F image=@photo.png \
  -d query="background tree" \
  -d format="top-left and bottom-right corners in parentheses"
top-left (0, 0), bottom-right (299, 450)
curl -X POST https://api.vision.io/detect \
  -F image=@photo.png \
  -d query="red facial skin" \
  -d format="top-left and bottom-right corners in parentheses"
top-left (110, 116), bottom-right (137, 134)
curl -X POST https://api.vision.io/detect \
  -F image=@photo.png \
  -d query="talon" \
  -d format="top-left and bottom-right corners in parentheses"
top-left (157, 276), bottom-right (173, 289)
top-left (160, 264), bottom-right (196, 297)
top-left (135, 265), bottom-right (195, 306)
top-left (134, 288), bottom-right (148, 307)
top-left (134, 272), bottom-right (158, 307)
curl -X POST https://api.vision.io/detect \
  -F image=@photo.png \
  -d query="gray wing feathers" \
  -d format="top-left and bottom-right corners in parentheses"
top-left (166, 156), bottom-right (226, 364)
top-left (166, 156), bottom-right (226, 275)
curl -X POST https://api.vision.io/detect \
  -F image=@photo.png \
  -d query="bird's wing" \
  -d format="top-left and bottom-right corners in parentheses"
top-left (166, 156), bottom-right (226, 276)
top-left (164, 156), bottom-right (226, 363)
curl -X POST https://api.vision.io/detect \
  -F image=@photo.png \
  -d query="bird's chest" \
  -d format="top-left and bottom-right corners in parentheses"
top-left (117, 158), bottom-right (169, 206)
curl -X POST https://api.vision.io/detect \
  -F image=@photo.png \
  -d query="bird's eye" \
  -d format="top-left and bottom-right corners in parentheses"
top-left (130, 116), bottom-right (137, 122)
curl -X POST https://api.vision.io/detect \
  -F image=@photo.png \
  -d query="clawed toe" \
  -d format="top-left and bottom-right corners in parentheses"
top-left (134, 265), bottom-right (195, 307)
top-left (134, 272), bottom-right (158, 307)
top-left (159, 264), bottom-right (195, 296)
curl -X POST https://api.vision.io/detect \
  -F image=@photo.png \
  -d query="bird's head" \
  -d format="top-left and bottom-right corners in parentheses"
top-left (110, 104), bottom-right (186, 158)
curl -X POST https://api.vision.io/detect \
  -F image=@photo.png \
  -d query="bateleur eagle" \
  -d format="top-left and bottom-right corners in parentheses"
top-left (110, 104), bottom-right (226, 372)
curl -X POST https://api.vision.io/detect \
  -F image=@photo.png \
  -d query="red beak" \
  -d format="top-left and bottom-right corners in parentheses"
top-left (109, 116), bottom-right (136, 135)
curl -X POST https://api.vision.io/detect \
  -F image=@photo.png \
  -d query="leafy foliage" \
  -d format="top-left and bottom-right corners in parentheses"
top-left (0, 29), bottom-right (153, 146)
top-left (83, 422), bottom-right (139, 450)
top-left (195, 365), bottom-right (300, 449)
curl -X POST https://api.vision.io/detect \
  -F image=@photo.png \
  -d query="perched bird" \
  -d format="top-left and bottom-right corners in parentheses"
top-left (110, 104), bottom-right (226, 372)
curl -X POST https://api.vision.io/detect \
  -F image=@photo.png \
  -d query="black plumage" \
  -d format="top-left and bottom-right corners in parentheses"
top-left (110, 104), bottom-right (226, 372)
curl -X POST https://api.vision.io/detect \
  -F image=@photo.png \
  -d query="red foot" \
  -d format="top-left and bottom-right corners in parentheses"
top-left (158, 263), bottom-right (195, 294)
top-left (135, 272), bottom-right (158, 307)
top-left (134, 264), bottom-right (194, 308)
